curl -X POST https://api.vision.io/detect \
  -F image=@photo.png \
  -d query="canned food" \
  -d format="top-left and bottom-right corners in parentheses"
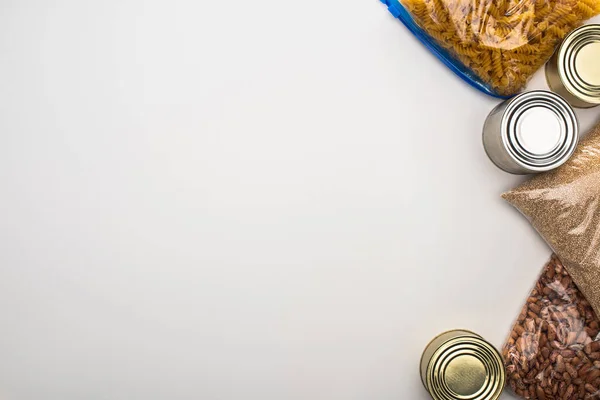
top-left (547, 24), bottom-right (600, 108)
top-left (420, 330), bottom-right (505, 400)
top-left (482, 90), bottom-right (579, 174)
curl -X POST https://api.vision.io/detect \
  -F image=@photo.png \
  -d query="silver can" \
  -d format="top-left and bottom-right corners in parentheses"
top-left (482, 90), bottom-right (579, 175)
top-left (546, 24), bottom-right (600, 109)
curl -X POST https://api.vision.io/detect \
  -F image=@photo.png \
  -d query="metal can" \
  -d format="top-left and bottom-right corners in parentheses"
top-left (482, 90), bottom-right (579, 174)
top-left (420, 330), bottom-right (505, 400)
top-left (546, 24), bottom-right (600, 108)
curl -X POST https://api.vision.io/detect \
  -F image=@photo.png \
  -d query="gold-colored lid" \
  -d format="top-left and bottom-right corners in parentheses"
top-left (425, 336), bottom-right (505, 400)
top-left (556, 24), bottom-right (600, 106)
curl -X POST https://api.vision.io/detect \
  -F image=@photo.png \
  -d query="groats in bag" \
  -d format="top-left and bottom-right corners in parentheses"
top-left (503, 122), bottom-right (600, 319)
top-left (380, 0), bottom-right (600, 97)
top-left (504, 255), bottom-right (600, 399)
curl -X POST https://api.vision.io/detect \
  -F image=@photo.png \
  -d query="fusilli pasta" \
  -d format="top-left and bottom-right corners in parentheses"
top-left (400, 0), bottom-right (600, 95)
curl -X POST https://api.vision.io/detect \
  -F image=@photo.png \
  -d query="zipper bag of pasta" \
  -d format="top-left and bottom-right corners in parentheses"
top-left (379, 0), bottom-right (600, 97)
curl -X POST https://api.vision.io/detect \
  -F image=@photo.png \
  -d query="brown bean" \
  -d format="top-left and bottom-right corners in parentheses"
top-left (541, 320), bottom-right (549, 332)
top-left (515, 324), bottom-right (525, 336)
top-left (580, 364), bottom-right (592, 378)
top-left (556, 355), bottom-right (566, 373)
top-left (517, 338), bottom-right (525, 353)
top-left (541, 347), bottom-right (550, 358)
top-left (585, 343), bottom-right (594, 355)
top-left (528, 311), bottom-right (539, 319)
top-left (536, 385), bottom-right (546, 399)
top-left (565, 384), bottom-right (574, 398)
top-left (585, 383), bottom-right (596, 393)
top-left (518, 311), bottom-right (527, 323)
top-left (566, 363), bottom-right (578, 378)
top-left (530, 303), bottom-right (542, 315)
top-left (561, 349), bottom-right (576, 358)
top-left (549, 325), bottom-right (557, 342)
top-left (587, 368), bottom-right (600, 381)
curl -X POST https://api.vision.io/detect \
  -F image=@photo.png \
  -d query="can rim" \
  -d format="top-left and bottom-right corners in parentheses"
top-left (425, 336), bottom-right (505, 400)
top-left (500, 90), bottom-right (579, 172)
top-left (419, 329), bottom-right (479, 389)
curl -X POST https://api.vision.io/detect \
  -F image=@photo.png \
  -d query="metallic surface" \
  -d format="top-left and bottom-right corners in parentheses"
top-left (547, 24), bottom-right (600, 108)
top-left (420, 330), bottom-right (505, 400)
top-left (482, 90), bottom-right (579, 174)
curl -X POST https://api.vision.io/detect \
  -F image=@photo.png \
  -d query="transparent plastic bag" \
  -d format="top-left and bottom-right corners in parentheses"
top-left (380, 0), bottom-right (600, 97)
top-left (503, 255), bottom-right (600, 400)
top-left (503, 122), bottom-right (600, 320)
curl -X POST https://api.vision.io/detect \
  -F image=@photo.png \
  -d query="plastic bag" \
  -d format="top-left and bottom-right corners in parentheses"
top-left (503, 122), bottom-right (600, 320)
top-left (503, 255), bottom-right (600, 400)
top-left (380, 0), bottom-right (600, 97)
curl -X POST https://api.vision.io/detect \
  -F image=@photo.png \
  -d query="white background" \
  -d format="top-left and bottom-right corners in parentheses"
top-left (1, 1), bottom-right (599, 399)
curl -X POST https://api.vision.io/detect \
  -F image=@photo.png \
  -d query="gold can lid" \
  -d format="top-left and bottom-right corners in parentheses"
top-left (425, 336), bottom-right (505, 400)
top-left (557, 24), bottom-right (600, 106)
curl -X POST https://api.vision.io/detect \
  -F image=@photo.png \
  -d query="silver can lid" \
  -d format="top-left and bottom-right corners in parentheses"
top-left (502, 91), bottom-right (579, 172)
top-left (558, 25), bottom-right (600, 106)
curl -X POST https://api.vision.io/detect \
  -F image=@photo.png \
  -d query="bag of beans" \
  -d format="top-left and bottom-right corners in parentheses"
top-left (503, 255), bottom-right (600, 399)
top-left (502, 122), bottom-right (600, 399)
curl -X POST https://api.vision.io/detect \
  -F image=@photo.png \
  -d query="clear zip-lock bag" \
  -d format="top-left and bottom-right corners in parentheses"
top-left (503, 255), bottom-right (600, 399)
